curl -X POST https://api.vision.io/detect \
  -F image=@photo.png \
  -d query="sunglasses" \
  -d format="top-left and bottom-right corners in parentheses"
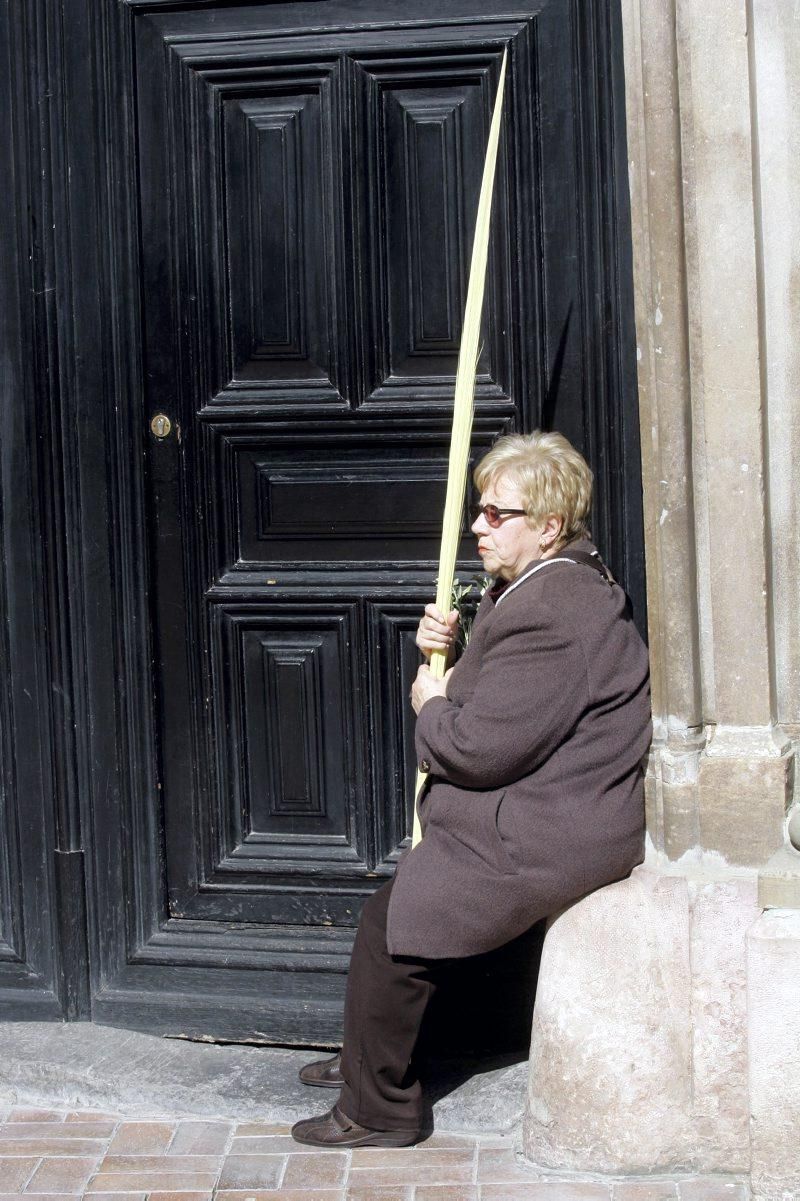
top-left (469, 503), bottom-right (528, 528)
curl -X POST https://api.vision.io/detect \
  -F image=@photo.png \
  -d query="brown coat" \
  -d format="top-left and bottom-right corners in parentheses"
top-left (386, 539), bottom-right (652, 959)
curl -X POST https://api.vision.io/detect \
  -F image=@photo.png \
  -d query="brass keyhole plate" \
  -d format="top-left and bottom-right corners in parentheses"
top-left (150, 414), bottom-right (172, 439)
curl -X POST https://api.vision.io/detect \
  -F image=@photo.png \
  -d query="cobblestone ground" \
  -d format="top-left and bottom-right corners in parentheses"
top-left (0, 1107), bottom-right (750, 1200)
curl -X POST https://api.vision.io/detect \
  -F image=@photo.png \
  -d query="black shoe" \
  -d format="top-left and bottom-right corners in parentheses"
top-left (291, 1103), bottom-right (421, 1148)
top-left (298, 1052), bottom-right (344, 1088)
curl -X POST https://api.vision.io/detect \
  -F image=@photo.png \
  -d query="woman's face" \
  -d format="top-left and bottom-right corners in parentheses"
top-left (471, 474), bottom-right (547, 581)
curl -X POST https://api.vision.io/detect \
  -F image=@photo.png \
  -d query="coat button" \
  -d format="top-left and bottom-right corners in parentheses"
top-left (420, 759), bottom-right (431, 773)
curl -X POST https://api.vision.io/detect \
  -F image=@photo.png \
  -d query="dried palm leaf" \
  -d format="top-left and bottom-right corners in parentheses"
top-left (412, 49), bottom-right (508, 847)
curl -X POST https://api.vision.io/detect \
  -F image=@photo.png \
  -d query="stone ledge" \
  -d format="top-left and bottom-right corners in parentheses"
top-left (523, 865), bottom-right (758, 1176)
top-left (0, 1021), bottom-right (527, 1132)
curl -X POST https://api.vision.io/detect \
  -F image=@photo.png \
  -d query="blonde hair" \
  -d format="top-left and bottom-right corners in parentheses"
top-left (474, 431), bottom-right (593, 547)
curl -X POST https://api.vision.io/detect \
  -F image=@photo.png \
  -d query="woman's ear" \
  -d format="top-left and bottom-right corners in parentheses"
top-left (542, 513), bottom-right (564, 545)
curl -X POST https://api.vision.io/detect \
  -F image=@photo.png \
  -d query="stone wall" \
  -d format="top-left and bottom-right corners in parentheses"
top-left (524, 2), bottom-right (800, 1194)
top-left (623, 0), bottom-right (798, 872)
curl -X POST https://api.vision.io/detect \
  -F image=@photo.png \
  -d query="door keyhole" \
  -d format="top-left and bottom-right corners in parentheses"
top-left (150, 414), bottom-right (172, 439)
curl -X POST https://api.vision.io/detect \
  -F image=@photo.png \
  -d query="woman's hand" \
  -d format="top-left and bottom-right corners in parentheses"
top-left (411, 664), bottom-right (454, 715)
top-left (415, 604), bottom-right (460, 661)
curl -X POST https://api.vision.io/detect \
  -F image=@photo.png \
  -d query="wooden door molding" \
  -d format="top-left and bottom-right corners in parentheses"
top-left (0, 0), bottom-right (101, 1019)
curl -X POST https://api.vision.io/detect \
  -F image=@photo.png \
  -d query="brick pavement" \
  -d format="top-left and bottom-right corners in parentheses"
top-left (0, 1105), bottom-right (750, 1200)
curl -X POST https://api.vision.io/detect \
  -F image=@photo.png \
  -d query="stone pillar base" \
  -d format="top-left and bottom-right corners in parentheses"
top-left (523, 864), bottom-right (758, 1176)
top-left (648, 728), bottom-right (793, 866)
top-left (697, 728), bottom-right (792, 866)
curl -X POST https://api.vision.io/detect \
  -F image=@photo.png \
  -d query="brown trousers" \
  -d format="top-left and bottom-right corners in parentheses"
top-left (338, 876), bottom-right (447, 1132)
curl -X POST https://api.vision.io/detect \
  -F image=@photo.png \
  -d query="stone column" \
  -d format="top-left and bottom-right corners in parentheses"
top-left (622, 0), bottom-right (706, 859)
top-left (745, 10), bottom-right (800, 1198)
top-left (628, 0), bottom-right (794, 870)
top-left (751, 0), bottom-right (800, 748)
top-left (675, 0), bottom-right (791, 866)
top-left (749, 0), bottom-right (800, 903)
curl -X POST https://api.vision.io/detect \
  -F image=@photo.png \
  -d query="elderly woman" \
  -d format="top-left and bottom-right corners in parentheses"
top-left (292, 431), bottom-right (652, 1149)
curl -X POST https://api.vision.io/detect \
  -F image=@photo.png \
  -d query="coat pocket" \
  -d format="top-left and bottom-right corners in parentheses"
top-left (492, 790), bottom-right (520, 875)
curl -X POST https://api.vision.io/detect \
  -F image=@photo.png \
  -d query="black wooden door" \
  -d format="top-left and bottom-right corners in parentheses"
top-left (0, 0), bottom-right (642, 1039)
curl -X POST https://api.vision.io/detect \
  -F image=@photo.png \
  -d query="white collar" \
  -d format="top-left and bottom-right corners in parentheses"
top-left (494, 557), bottom-right (577, 607)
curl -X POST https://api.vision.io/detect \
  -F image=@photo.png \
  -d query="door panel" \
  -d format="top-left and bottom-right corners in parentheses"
top-left (356, 52), bottom-right (512, 402)
top-left (136, 8), bottom-right (536, 964)
top-left (233, 439), bottom-right (479, 566)
top-left (225, 78), bottom-right (344, 392)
